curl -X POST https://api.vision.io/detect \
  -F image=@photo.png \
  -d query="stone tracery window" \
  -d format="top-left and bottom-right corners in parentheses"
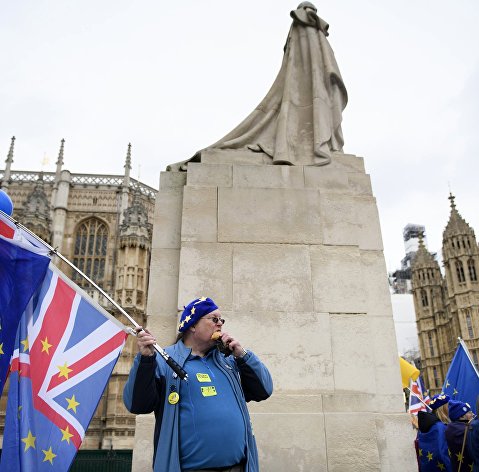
top-left (466, 313), bottom-right (474, 339)
top-left (72, 218), bottom-right (108, 287)
top-left (455, 261), bottom-right (466, 284)
top-left (467, 259), bottom-right (477, 282)
top-left (420, 289), bottom-right (429, 307)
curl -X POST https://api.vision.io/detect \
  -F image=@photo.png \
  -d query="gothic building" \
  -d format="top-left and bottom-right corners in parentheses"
top-left (0, 136), bottom-right (156, 449)
top-left (411, 194), bottom-right (479, 394)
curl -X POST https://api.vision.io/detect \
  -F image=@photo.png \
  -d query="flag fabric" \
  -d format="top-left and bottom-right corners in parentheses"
top-left (0, 236), bottom-right (50, 396)
top-left (409, 376), bottom-right (430, 415)
top-left (399, 356), bottom-right (420, 389)
top-left (0, 263), bottom-right (129, 471)
top-left (442, 339), bottom-right (479, 413)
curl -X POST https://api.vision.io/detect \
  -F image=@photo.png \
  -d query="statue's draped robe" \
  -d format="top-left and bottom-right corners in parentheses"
top-left (168, 5), bottom-right (347, 171)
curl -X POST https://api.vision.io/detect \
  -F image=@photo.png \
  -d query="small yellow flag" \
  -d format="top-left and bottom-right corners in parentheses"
top-left (399, 357), bottom-right (420, 388)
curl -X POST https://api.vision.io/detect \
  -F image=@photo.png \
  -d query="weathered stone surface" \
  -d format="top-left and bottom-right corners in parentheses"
top-left (186, 162), bottom-right (232, 187)
top-left (177, 242), bottom-right (233, 311)
top-left (233, 164), bottom-right (304, 188)
top-left (152, 185), bottom-right (184, 249)
top-left (329, 152), bottom-right (365, 173)
top-left (131, 415), bottom-right (155, 472)
top-left (311, 245), bottom-right (365, 313)
top-left (233, 244), bottom-right (313, 312)
top-left (330, 313), bottom-right (376, 393)
top-left (218, 187), bottom-right (321, 244)
top-left (231, 311), bottom-right (334, 392)
top-left (181, 186), bottom-right (217, 242)
top-left (201, 148), bottom-right (269, 166)
top-left (159, 170), bottom-right (186, 189)
top-left (322, 393), bottom-right (406, 414)
top-left (324, 413), bottom-right (381, 471)
top-left (253, 413), bottom-right (328, 472)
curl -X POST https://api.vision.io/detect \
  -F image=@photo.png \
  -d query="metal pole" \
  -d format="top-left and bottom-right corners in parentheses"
top-left (1, 211), bottom-right (188, 380)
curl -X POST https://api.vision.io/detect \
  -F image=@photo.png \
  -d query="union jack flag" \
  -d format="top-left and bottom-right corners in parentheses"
top-left (0, 263), bottom-right (129, 471)
top-left (409, 376), bottom-right (430, 415)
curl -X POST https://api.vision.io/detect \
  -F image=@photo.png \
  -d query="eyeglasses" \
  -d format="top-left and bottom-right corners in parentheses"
top-left (204, 316), bottom-right (225, 325)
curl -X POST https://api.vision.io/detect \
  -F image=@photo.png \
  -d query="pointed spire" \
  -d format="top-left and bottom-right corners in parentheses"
top-left (56, 139), bottom-right (65, 169)
top-left (443, 193), bottom-right (473, 239)
top-left (2, 136), bottom-right (15, 189)
top-left (124, 143), bottom-right (132, 172)
top-left (412, 230), bottom-right (436, 268)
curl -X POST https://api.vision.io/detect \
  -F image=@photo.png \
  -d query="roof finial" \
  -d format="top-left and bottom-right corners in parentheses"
top-left (125, 143), bottom-right (132, 171)
top-left (448, 192), bottom-right (456, 210)
top-left (6, 136), bottom-right (15, 165)
top-left (56, 138), bottom-right (65, 167)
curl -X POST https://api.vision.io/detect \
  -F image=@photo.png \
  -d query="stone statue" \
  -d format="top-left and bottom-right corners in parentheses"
top-left (168, 2), bottom-right (348, 171)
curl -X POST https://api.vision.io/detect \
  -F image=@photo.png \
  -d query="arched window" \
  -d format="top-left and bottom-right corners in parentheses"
top-left (433, 367), bottom-right (440, 388)
top-left (428, 332), bottom-right (435, 357)
top-left (468, 259), bottom-right (477, 282)
top-left (456, 261), bottom-right (466, 283)
top-left (421, 289), bottom-right (429, 307)
top-left (466, 313), bottom-right (474, 339)
top-left (72, 218), bottom-right (108, 287)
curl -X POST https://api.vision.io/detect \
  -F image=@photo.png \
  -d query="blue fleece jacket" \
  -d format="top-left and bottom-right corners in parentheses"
top-left (123, 341), bottom-right (273, 472)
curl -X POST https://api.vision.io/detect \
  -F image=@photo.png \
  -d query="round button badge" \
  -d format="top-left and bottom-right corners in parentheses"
top-left (168, 392), bottom-right (179, 405)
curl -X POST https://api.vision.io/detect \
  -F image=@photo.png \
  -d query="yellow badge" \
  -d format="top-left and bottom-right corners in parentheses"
top-left (196, 373), bottom-right (211, 383)
top-left (168, 392), bottom-right (179, 405)
top-left (201, 386), bottom-right (217, 397)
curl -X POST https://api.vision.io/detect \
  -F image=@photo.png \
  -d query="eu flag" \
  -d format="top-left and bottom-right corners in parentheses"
top-left (0, 237), bottom-right (50, 395)
top-left (0, 264), bottom-right (128, 471)
top-left (442, 340), bottom-right (479, 413)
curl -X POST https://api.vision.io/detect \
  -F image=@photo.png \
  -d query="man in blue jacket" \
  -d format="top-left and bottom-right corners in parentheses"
top-left (124, 297), bottom-right (273, 472)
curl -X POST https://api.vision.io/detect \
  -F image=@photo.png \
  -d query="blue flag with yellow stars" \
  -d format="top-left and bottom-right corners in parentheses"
top-left (0, 236), bottom-right (50, 396)
top-left (0, 264), bottom-right (128, 471)
top-left (442, 340), bottom-right (479, 413)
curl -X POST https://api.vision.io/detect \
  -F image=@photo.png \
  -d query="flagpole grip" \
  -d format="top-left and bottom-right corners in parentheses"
top-left (154, 344), bottom-right (188, 381)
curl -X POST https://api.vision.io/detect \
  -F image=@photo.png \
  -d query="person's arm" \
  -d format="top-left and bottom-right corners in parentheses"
top-left (235, 350), bottom-right (273, 402)
top-left (123, 327), bottom-right (165, 414)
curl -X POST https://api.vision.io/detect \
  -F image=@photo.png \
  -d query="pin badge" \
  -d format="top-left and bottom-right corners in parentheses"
top-left (168, 392), bottom-right (179, 405)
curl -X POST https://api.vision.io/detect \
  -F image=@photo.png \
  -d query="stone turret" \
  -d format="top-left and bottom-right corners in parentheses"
top-left (1, 136), bottom-right (15, 190)
top-left (411, 234), bottom-right (447, 390)
top-left (119, 143), bottom-right (132, 225)
top-left (116, 188), bottom-right (152, 310)
top-left (21, 173), bottom-right (52, 242)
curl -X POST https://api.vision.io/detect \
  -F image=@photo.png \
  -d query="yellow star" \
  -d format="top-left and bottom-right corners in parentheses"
top-left (57, 362), bottom-right (73, 380)
top-left (445, 380), bottom-right (450, 387)
top-left (0, 342), bottom-right (3, 355)
top-left (456, 452), bottom-right (464, 463)
top-left (20, 337), bottom-right (29, 352)
top-left (453, 388), bottom-right (458, 396)
top-left (194, 297), bottom-right (207, 305)
top-left (42, 446), bottom-right (57, 464)
top-left (18, 405), bottom-right (22, 420)
top-left (448, 448), bottom-right (451, 457)
top-left (21, 430), bottom-right (36, 451)
top-left (185, 315), bottom-right (192, 323)
top-left (179, 321), bottom-right (185, 329)
top-left (468, 464), bottom-right (473, 471)
top-left (427, 451), bottom-right (433, 461)
top-left (60, 425), bottom-right (74, 444)
top-left (66, 394), bottom-right (80, 413)
top-left (191, 306), bottom-right (196, 315)
top-left (41, 337), bottom-right (53, 355)
top-left (418, 449), bottom-right (423, 457)
top-left (437, 462), bottom-right (445, 471)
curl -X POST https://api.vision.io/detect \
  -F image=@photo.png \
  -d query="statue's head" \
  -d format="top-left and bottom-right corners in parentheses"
top-left (297, 1), bottom-right (317, 12)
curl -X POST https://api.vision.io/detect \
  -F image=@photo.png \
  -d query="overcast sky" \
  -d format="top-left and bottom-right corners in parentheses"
top-left (1, 1), bottom-right (479, 272)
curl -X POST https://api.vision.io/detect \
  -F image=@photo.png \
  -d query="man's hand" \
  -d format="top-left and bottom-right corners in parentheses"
top-left (220, 331), bottom-right (246, 358)
top-left (136, 326), bottom-right (156, 357)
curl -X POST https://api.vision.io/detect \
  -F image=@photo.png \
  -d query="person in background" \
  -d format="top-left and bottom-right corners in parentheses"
top-left (445, 400), bottom-right (474, 472)
top-left (467, 396), bottom-right (479, 471)
top-left (417, 394), bottom-right (452, 472)
top-left (123, 296), bottom-right (273, 472)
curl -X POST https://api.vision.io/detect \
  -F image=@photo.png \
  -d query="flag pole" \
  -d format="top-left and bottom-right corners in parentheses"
top-left (458, 337), bottom-right (479, 379)
top-left (1, 211), bottom-right (188, 381)
top-left (406, 386), bottom-right (433, 412)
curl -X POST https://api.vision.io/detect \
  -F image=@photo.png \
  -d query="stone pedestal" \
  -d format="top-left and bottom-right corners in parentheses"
top-left (132, 152), bottom-right (416, 471)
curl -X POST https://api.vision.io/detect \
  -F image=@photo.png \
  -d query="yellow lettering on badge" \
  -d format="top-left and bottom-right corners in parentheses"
top-left (196, 373), bottom-right (211, 383)
top-left (201, 386), bottom-right (217, 397)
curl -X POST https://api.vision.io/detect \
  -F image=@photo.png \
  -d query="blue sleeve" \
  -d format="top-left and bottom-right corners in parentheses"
top-left (123, 352), bottom-right (165, 414)
top-left (235, 351), bottom-right (273, 402)
top-left (437, 424), bottom-right (452, 471)
top-left (467, 419), bottom-right (479, 465)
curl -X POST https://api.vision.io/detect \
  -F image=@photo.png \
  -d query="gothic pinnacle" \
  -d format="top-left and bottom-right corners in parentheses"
top-left (56, 138), bottom-right (65, 166)
top-left (6, 136), bottom-right (15, 165)
top-left (125, 143), bottom-right (132, 171)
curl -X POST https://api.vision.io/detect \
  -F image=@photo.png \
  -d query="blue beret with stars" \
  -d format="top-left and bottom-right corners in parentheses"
top-left (428, 393), bottom-right (450, 410)
top-left (178, 297), bottom-right (218, 332)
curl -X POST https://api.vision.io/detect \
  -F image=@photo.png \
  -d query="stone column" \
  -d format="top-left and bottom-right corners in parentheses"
top-left (51, 169), bottom-right (71, 253)
top-left (136, 152), bottom-right (416, 471)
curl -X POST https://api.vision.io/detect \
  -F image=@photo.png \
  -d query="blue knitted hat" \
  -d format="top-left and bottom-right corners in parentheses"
top-left (448, 400), bottom-right (471, 421)
top-left (429, 394), bottom-right (450, 411)
top-left (178, 297), bottom-right (218, 332)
